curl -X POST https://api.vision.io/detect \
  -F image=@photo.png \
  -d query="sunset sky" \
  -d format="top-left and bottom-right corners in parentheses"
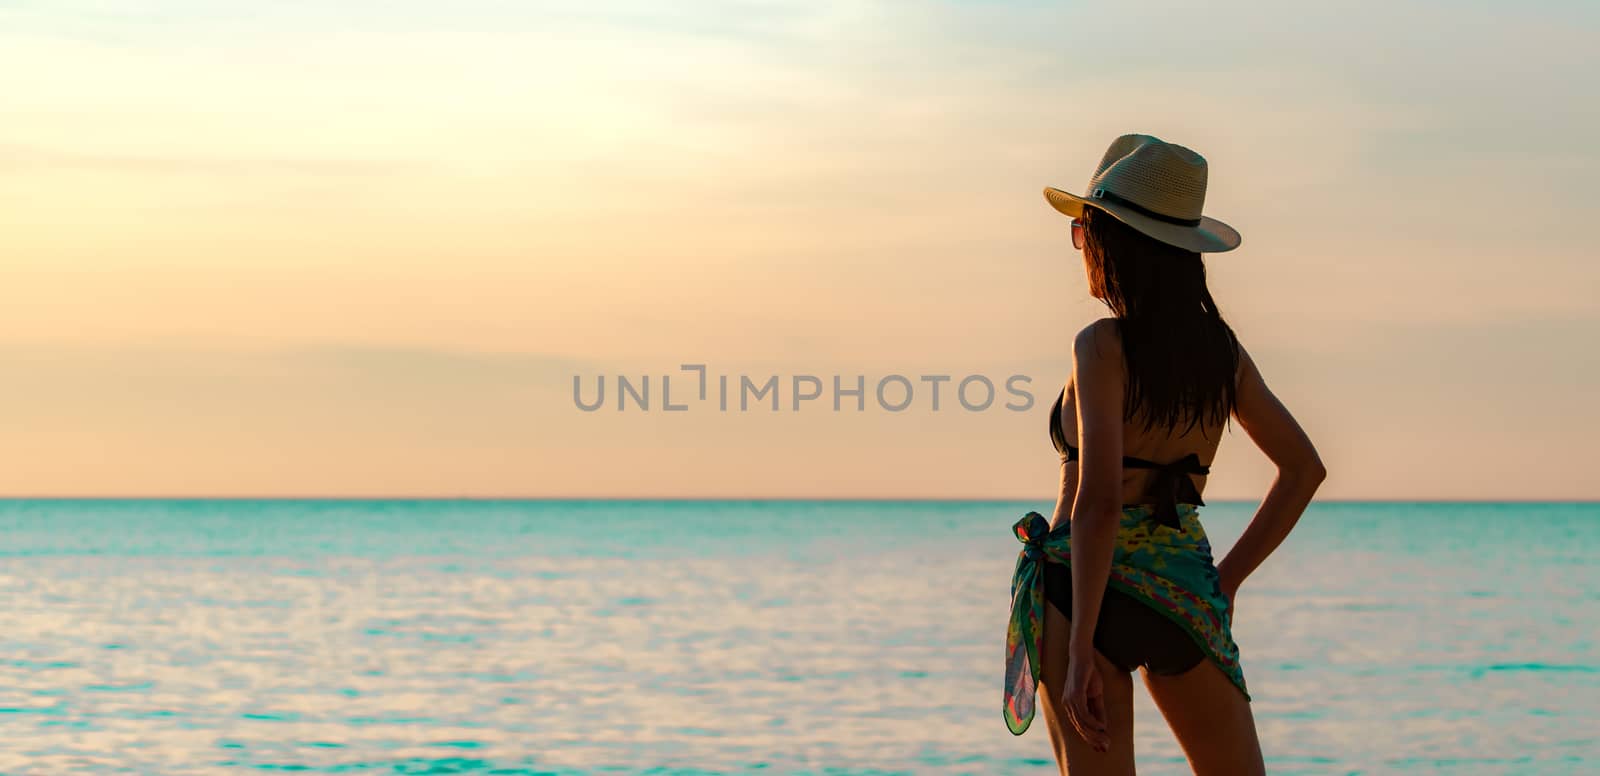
top-left (2, 0), bottom-right (1597, 499)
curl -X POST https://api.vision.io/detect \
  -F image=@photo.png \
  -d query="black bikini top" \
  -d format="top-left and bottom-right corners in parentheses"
top-left (1049, 387), bottom-right (1208, 531)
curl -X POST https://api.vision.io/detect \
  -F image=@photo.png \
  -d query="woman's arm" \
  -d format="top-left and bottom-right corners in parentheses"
top-left (1218, 345), bottom-right (1327, 597)
top-left (1058, 319), bottom-right (1126, 751)
top-left (1067, 320), bottom-right (1127, 653)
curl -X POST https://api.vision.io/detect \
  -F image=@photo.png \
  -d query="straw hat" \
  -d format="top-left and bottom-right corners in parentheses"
top-left (1044, 134), bottom-right (1241, 253)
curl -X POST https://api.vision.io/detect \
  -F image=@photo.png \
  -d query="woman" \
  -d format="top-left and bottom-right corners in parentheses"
top-left (1003, 134), bottom-right (1326, 775)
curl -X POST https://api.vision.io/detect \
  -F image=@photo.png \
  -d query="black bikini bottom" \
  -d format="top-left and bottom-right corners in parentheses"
top-left (1041, 561), bottom-right (1207, 676)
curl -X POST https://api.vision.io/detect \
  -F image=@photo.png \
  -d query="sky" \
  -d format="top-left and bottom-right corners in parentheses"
top-left (1, 0), bottom-right (1597, 499)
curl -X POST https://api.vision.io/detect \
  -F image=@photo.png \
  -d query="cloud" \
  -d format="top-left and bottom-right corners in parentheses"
top-left (0, 145), bottom-right (414, 176)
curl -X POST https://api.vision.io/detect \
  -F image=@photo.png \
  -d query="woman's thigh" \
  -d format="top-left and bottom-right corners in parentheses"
top-left (1142, 659), bottom-right (1265, 776)
top-left (1037, 599), bottom-right (1137, 776)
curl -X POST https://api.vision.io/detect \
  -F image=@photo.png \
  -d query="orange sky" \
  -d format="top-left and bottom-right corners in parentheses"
top-left (2, 0), bottom-right (1597, 499)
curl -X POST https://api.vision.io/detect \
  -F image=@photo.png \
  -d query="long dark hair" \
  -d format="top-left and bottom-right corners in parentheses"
top-left (1080, 206), bottom-right (1239, 434)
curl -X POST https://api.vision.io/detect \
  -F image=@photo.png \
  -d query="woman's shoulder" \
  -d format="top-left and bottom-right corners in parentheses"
top-left (1073, 317), bottom-right (1123, 361)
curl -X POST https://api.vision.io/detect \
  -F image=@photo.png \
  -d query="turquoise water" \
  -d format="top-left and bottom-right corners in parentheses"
top-left (0, 500), bottom-right (1594, 774)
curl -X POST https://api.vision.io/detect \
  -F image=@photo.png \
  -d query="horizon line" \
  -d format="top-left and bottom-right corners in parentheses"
top-left (0, 495), bottom-right (1596, 505)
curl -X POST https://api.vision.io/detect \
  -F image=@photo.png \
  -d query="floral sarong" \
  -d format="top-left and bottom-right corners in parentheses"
top-left (1003, 506), bottom-right (1249, 735)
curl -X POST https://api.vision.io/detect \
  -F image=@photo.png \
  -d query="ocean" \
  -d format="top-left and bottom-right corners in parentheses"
top-left (0, 500), bottom-right (1593, 775)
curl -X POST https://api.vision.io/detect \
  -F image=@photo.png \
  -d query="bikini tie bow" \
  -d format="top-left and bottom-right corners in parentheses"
top-left (1141, 452), bottom-right (1207, 532)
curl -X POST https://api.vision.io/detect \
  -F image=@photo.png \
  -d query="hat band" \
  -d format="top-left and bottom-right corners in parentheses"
top-left (1091, 188), bottom-right (1203, 227)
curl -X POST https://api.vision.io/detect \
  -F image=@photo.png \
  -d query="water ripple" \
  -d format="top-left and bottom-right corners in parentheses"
top-left (0, 499), bottom-right (1591, 774)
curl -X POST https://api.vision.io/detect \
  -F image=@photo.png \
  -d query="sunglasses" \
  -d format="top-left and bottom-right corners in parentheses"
top-left (1070, 218), bottom-right (1085, 250)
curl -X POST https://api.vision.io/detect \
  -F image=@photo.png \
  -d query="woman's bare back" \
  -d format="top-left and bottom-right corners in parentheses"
top-left (1057, 377), bottom-right (1226, 506)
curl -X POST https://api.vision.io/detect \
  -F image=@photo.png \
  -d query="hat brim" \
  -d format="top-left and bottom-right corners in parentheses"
top-left (1044, 186), bottom-right (1241, 253)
